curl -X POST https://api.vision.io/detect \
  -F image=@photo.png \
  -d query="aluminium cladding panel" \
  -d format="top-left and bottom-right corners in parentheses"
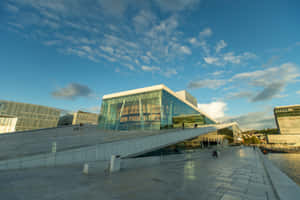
top-left (0, 116), bottom-right (17, 134)
top-left (0, 100), bottom-right (61, 132)
top-left (274, 105), bottom-right (300, 134)
top-left (267, 135), bottom-right (300, 144)
top-left (276, 116), bottom-right (300, 134)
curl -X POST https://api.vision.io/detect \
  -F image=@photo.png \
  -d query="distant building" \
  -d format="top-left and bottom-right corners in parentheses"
top-left (0, 100), bottom-right (60, 133)
top-left (57, 114), bottom-right (74, 126)
top-left (72, 111), bottom-right (99, 125)
top-left (274, 105), bottom-right (300, 134)
top-left (267, 105), bottom-right (300, 144)
top-left (0, 115), bottom-right (18, 133)
top-left (98, 84), bottom-right (216, 130)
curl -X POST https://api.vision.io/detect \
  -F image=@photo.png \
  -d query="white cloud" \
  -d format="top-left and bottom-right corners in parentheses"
top-left (223, 52), bottom-right (241, 64)
top-left (203, 51), bottom-right (256, 66)
top-left (203, 57), bottom-right (221, 65)
top-left (215, 40), bottom-right (227, 53)
top-left (81, 46), bottom-right (93, 53)
top-left (133, 10), bottom-right (156, 30)
top-left (180, 46), bottom-right (191, 54)
top-left (124, 63), bottom-right (135, 71)
top-left (232, 63), bottom-right (299, 83)
top-left (198, 101), bottom-right (227, 120)
top-left (43, 40), bottom-right (61, 46)
top-left (141, 65), bottom-right (160, 72)
top-left (100, 46), bottom-right (114, 54)
top-left (188, 37), bottom-right (197, 45)
top-left (199, 28), bottom-right (212, 38)
top-left (162, 69), bottom-right (177, 77)
top-left (211, 70), bottom-right (225, 76)
top-left (62, 48), bottom-right (86, 57)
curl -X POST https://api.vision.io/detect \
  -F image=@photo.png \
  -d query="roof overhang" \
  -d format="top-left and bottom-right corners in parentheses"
top-left (274, 105), bottom-right (300, 109)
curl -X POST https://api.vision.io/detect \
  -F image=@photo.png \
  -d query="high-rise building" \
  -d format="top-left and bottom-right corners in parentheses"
top-left (274, 105), bottom-right (300, 134)
top-left (0, 100), bottom-right (60, 133)
top-left (98, 84), bottom-right (216, 131)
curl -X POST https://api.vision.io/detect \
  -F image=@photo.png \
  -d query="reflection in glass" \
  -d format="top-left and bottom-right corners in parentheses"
top-left (99, 89), bottom-right (215, 131)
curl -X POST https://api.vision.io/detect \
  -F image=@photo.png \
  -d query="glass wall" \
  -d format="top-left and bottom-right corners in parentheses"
top-left (99, 90), bottom-right (161, 130)
top-left (99, 89), bottom-right (216, 131)
top-left (161, 90), bottom-right (215, 128)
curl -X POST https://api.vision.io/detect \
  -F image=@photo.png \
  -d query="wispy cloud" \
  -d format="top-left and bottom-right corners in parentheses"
top-left (199, 27), bottom-right (212, 38)
top-left (203, 57), bottom-right (221, 65)
top-left (52, 83), bottom-right (93, 100)
top-left (180, 46), bottom-right (192, 54)
top-left (188, 79), bottom-right (226, 89)
top-left (211, 70), bottom-right (225, 76)
top-left (224, 109), bottom-right (276, 130)
top-left (227, 91), bottom-right (253, 100)
top-left (141, 65), bottom-right (160, 72)
top-left (188, 62), bottom-right (299, 102)
top-left (232, 63), bottom-right (299, 102)
top-left (223, 52), bottom-right (256, 64)
top-left (43, 40), bottom-right (61, 46)
top-left (203, 52), bottom-right (256, 66)
top-left (4, 0), bottom-right (256, 78)
top-left (161, 69), bottom-right (178, 77)
top-left (215, 40), bottom-right (227, 53)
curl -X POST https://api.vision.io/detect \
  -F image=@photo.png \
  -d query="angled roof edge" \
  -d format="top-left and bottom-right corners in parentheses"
top-left (274, 104), bottom-right (300, 109)
top-left (0, 100), bottom-right (61, 111)
top-left (102, 84), bottom-right (217, 123)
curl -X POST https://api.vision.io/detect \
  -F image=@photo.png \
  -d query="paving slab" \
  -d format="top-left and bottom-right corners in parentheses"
top-left (0, 147), bottom-right (280, 200)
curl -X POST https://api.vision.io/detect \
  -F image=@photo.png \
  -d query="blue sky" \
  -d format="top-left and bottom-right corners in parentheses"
top-left (1, 0), bottom-right (300, 129)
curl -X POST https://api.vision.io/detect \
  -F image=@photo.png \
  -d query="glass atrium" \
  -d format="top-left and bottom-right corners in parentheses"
top-left (98, 85), bottom-right (215, 130)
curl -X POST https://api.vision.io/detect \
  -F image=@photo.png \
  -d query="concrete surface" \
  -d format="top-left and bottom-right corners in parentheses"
top-left (258, 150), bottom-right (300, 200)
top-left (0, 127), bottom-right (216, 170)
top-left (0, 147), bottom-right (281, 200)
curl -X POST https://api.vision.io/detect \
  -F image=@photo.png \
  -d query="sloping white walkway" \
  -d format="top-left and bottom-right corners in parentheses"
top-left (0, 127), bottom-right (216, 171)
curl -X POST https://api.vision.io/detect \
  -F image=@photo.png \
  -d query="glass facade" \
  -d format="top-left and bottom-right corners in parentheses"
top-left (99, 89), bottom-right (215, 130)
